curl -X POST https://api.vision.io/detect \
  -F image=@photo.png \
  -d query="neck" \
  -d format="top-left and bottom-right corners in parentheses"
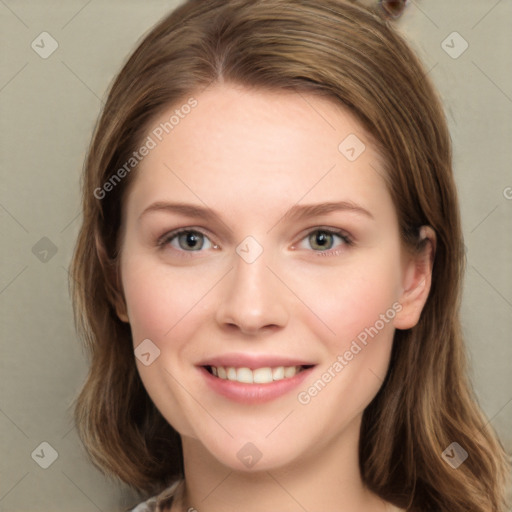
top-left (176, 416), bottom-right (389, 512)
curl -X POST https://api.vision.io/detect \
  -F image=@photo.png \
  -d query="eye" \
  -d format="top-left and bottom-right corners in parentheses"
top-left (159, 229), bottom-right (214, 252)
top-left (296, 228), bottom-right (352, 253)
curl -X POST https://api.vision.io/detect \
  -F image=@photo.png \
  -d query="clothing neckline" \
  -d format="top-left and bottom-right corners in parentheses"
top-left (148, 479), bottom-right (407, 512)
top-left (154, 479), bottom-right (183, 512)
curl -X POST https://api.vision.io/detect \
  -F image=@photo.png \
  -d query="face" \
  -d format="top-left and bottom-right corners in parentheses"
top-left (116, 84), bottom-right (426, 472)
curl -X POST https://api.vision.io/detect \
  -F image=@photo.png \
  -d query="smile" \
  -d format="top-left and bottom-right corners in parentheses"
top-left (206, 365), bottom-right (311, 384)
top-left (199, 359), bottom-right (315, 403)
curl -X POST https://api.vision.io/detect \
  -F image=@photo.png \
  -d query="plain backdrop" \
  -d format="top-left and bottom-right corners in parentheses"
top-left (1, 1), bottom-right (511, 510)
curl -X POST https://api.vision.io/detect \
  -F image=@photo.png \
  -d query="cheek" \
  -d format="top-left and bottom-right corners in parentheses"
top-left (121, 257), bottom-right (211, 436)
top-left (293, 255), bottom-right (401, 349)
top-left (121, 255), bottom-right (211, 343)
top-left (294, 266), bottom-right (399, 424)
top-left (291, 251), bottom-right (401, 410)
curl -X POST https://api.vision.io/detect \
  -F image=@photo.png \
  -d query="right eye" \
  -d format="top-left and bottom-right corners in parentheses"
top-left (159, 229), bottom-right (214, 252)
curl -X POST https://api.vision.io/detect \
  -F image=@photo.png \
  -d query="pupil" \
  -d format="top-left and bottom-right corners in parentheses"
top-left (180, 231), bottom-right (202, 250)
top-left (311, 231), bottom-right (332, 250)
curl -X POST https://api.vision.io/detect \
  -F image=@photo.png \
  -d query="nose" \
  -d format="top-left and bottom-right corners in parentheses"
top-left (215, 249), bottom-right (289, 335)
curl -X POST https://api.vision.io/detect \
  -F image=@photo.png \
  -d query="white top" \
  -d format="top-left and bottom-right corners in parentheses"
top-left (129, 480), bottom-right (182, 512)
top-left (128, 480), bottom-right (406, 512)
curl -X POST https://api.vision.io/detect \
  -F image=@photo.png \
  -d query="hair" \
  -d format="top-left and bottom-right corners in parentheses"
top-left (70, 1), bottom-right (511, 510)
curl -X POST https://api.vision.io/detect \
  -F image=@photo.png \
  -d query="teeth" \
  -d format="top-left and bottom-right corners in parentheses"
top-left (237, 367), bottom-right (253, 384)
top-left (253, 367), bottom-right (272, 383)
top-left (209, 365), bottom-right (303, 384)
top-left (284, 366), bottom-right (297, 378)
top-left (272, 366), bottom-right (284, 380)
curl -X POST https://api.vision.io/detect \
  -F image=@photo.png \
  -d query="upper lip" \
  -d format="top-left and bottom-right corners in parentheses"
top-left (197, 353), bottom-right (316, 370)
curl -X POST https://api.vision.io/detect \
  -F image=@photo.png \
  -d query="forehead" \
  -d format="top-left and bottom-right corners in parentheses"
top-left (123, 84), bottom-right (391, 221)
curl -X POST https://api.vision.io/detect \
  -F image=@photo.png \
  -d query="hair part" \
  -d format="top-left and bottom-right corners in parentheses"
top-left (70, 0), bottom-right (510, 509)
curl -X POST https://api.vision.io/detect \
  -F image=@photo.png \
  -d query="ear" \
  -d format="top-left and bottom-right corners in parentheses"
top-left (109, 264), bottom-right (130, 323)
top-left (394, 226), bottom-right (436, 330)
top-left (95, 230), bottom-right (130, 323)
top-left (113, 285), bottom-right (130, 323)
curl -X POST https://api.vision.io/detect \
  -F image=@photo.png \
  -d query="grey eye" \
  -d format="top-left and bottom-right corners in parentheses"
top-left (171, 230), bottom-right (212, 251)
top-left (308, 230), bottom-right (335, 251)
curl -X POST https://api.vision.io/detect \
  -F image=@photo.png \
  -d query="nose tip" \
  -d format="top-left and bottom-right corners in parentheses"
top-left (215, 252), bottom-right (289, 335)
top-left (224, 317), bottom-right (281, 337)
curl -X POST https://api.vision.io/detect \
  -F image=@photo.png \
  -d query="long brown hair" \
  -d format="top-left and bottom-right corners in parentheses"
top-left (70, 1), bottom-right (510, 510)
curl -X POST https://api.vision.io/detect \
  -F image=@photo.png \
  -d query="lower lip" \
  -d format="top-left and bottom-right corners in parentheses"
top-left (199, 366), bottom-right (314, 404)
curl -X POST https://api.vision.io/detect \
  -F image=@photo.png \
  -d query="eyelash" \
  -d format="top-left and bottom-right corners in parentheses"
top-left (157, 227), bottom-right (216, 257)
top-left (156, 227), bottom-right (354, 257)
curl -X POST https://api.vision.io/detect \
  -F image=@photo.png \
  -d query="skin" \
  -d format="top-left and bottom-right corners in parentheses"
top-left (116, 83), bottom-right (435, 512)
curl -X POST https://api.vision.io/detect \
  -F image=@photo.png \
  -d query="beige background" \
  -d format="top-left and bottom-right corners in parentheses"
top-left (1, 1), bottom-right (511, 510)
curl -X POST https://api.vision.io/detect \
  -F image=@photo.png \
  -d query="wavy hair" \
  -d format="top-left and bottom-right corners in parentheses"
top-left (70, 1), bottom-right (510, 510)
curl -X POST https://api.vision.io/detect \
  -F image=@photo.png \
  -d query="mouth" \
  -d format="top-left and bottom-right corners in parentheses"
top-left (204, 364), bottom-right (314, 384)
top-left (198, 358), bottom-right (316, 403)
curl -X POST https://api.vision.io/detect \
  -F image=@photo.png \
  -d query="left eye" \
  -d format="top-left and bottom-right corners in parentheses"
top-left (298, 229), bottom-right (351, 251)
top-left (163, 230), bottom-right (213, 251)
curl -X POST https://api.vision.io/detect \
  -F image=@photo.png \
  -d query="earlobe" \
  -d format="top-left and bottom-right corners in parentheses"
top-left (95, 231), bottom-right (130, 323)
top-left (393, 226), bottom-right (436, 330)
top-left (114, 298), bottom-right (130, 323)
top-left (111, 272), bottom-right (130, 323)
top-left (108, 267), bottom-right (130, 323)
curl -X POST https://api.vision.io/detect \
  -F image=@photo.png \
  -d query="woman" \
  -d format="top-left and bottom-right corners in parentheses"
top-left (70, 1), bottom-right (510, 511)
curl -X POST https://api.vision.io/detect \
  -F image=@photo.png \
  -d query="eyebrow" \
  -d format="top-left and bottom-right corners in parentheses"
top-left (138, 202), bottom-right (224, 223)
top-left (280, 200), bottom-right (374, 222)
top-left (138, 200), bottom-right (374, 224)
